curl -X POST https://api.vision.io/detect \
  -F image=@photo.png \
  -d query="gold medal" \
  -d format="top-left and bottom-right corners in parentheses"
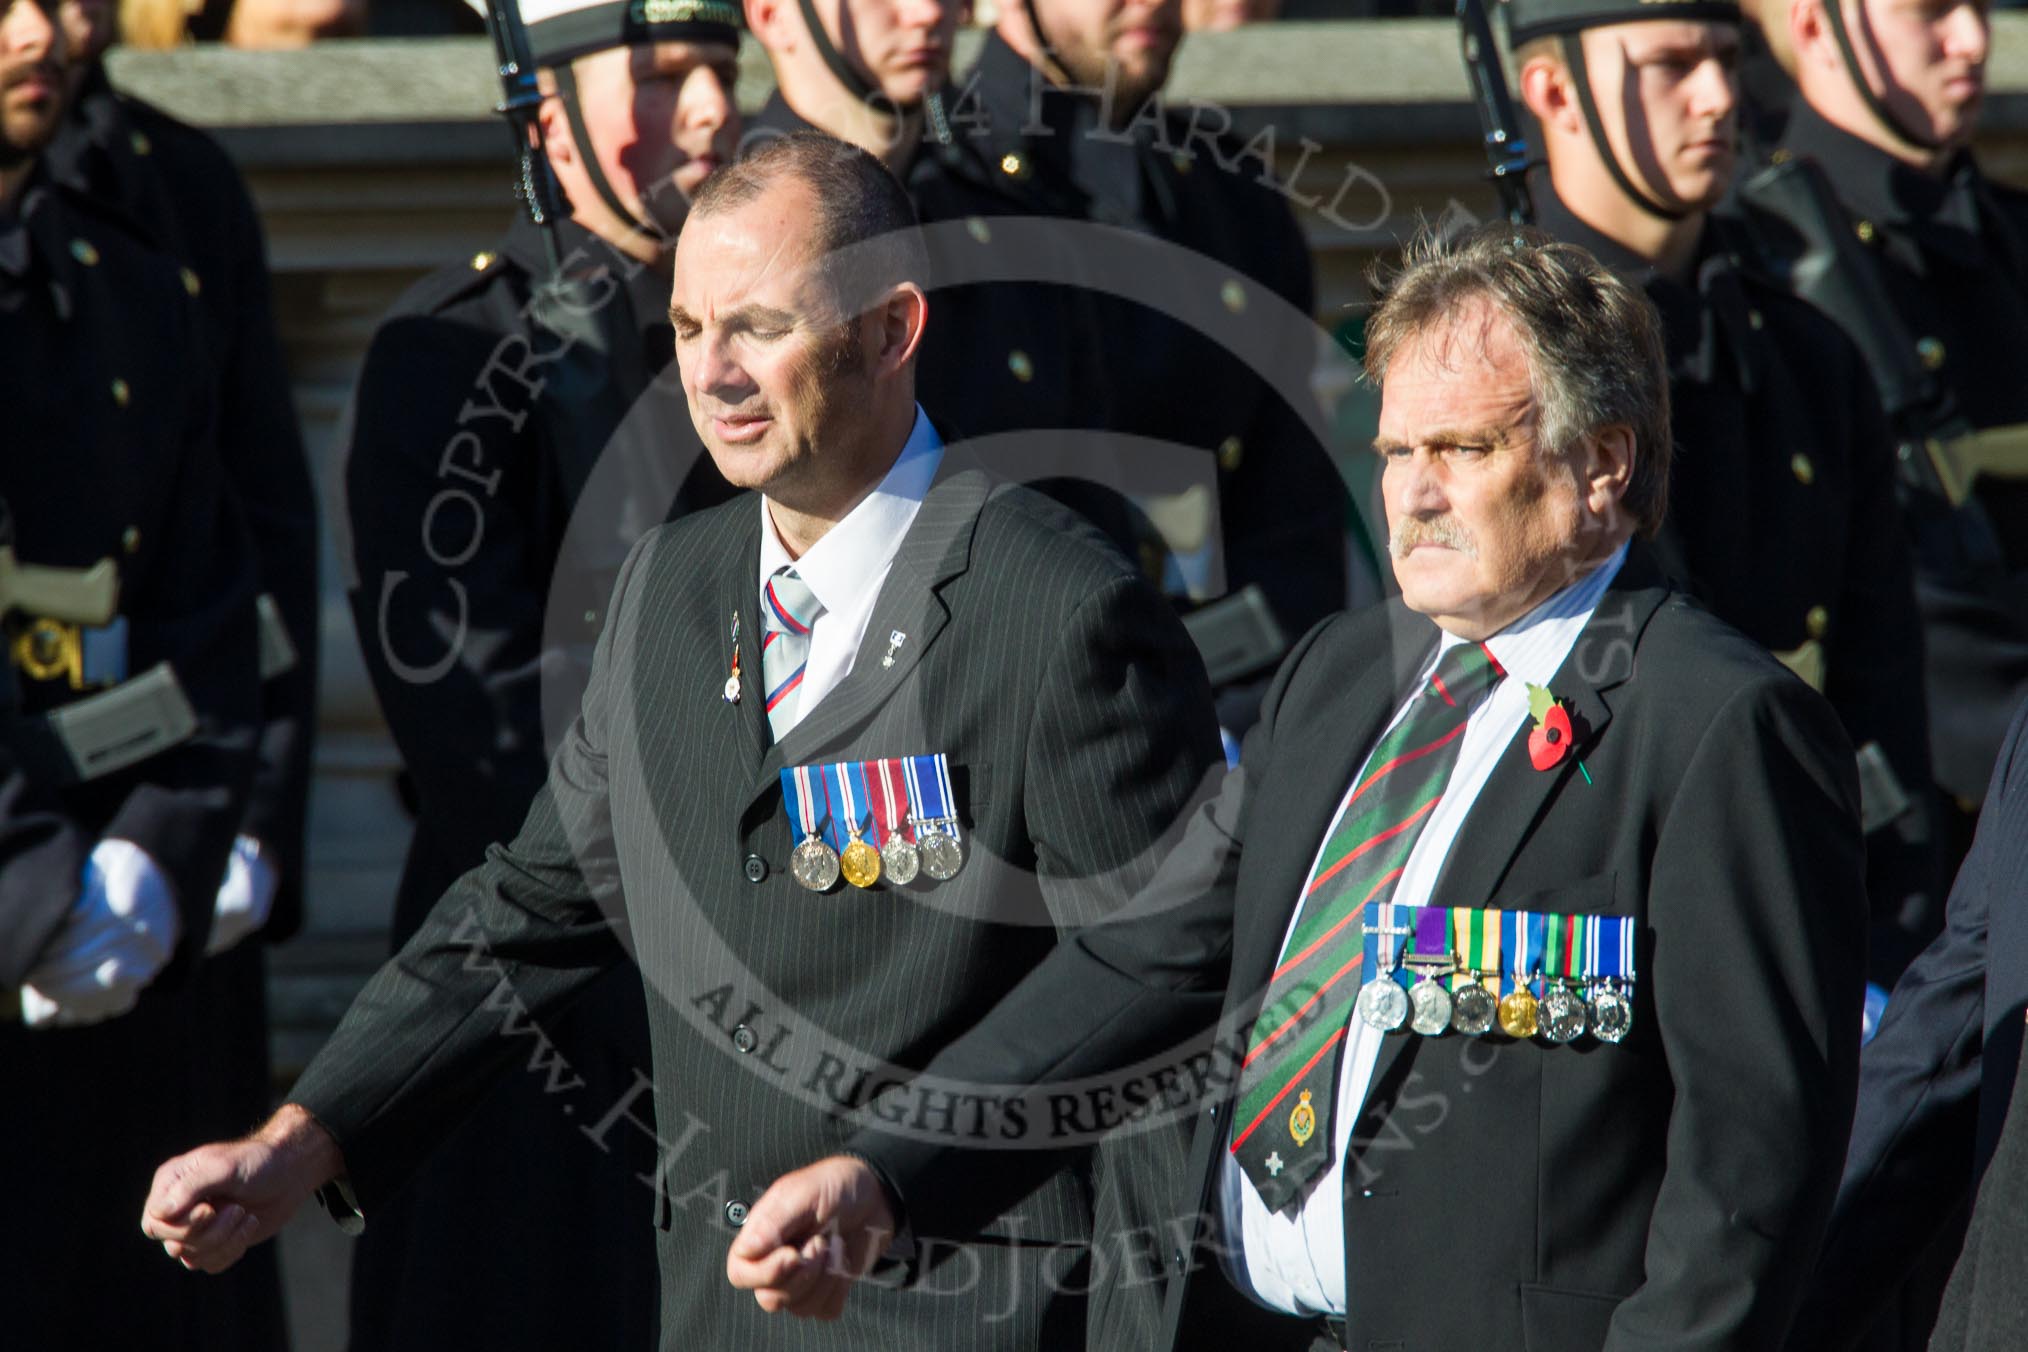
top-left (1497, 988), bottom-right (1539, 1039)
top-left (1288, 1089), bottom-right (1316, 1147)
top-left (840, 835), bottom-right (881, 888)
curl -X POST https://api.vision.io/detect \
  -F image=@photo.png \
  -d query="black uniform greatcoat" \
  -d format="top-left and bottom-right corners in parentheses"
top-left (1537, 191), bottom-right (1937, 980)
top-left (954, 33), bottom-right (1349, 673)
top-left (48, 62), bottom-right (320, 940)
top-left (0, 173), bottom-right (265, 1352)
top-left (1767, 103), bottom-right (2028, 819)
top-left (294, 466), bottom-right (1223, 1351)
top-left (848, 547), bottom-right (1867, 1352)
top-left (337, 211), bottom-right (732, 1351)
top-left (45, 78), bottom-right (322, 1344)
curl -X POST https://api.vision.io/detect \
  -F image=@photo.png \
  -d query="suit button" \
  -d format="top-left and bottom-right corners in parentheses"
top-left (732, 1024), bottom-right (759, 1054)
top-left (743, 854), bottom-right (768, 884)
top-left (725, 1200), bottom-right (749, 1228)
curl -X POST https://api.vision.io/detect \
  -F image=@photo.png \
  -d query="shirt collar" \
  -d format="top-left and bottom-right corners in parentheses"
top-left (1433, 540), bottom-right (1631, 692)
top-left (758, 405), bottom-right (943, 615)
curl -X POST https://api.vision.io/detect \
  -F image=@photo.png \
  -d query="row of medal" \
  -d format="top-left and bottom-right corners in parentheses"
top-left (1354, 901), bottom-right (1638, 1044)
top-left (779, 755), bottom-right (965, 893)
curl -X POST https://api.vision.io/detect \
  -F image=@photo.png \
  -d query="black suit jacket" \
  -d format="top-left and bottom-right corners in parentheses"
top-left (855, 548), bottom-right (1866, 1352)
top-left (1796, 696), bottom-right (2028, 1350)
top-left (292, 465), bottom-right (1222, 1350)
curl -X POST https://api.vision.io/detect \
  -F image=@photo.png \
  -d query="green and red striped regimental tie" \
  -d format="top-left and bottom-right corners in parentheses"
top-left (1230, 639), bottom-right (1507, 1213)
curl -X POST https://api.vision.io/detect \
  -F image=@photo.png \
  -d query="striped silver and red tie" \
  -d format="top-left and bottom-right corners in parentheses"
top-left (759, 566), bottom-right (823, 741)
top-left (1229, 640), bottom-right (1506, 1212)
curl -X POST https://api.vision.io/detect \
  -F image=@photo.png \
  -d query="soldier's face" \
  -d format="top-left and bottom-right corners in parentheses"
top-left (569, 40), bottom-right (740, 235)
top-left (671, 177), bottom-right (884, 504)
top-left (1577, 21), bottom-right (1740, 213)
top-left (1035, 0), bottom-right (1182, 114)
top-left (1376, 302), bottom-right (1624, 641)
top-left (0, 0), bottom-right (63, 167)
top-left (815, 0), bottom-right (960, 106)
top-left (1844, 0), bottom-right (1988, 148)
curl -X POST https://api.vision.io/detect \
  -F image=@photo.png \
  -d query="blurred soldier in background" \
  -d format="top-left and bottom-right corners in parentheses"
top-left (1760, 0), bottom-right (2028, 874)
top-left (741, 0), bottom-right (1122, 460)
top-left (1505, 0), bottom-right (1938, 983)
top-left (0, 0), bottom-right (268, 1345)
top-left (47, 0), bottom-right (323, 1286)
top-left (335, 0), bottom-right (739, 1345)
top-left (955, 0), bottom-right (1349, 732)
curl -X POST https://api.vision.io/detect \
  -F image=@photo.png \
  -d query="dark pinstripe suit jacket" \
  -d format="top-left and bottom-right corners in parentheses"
top-left (291, 463), bottom-right (1223, 1351)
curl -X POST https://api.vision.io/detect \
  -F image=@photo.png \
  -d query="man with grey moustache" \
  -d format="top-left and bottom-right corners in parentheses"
top-left (735, 223), bottom-right (1867, 1352)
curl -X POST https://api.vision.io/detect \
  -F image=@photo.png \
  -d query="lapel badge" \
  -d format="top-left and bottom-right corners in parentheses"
top-left (723, 611), bottom-right (742, 704)
top-left (881, 629), bottom-right (907, 668)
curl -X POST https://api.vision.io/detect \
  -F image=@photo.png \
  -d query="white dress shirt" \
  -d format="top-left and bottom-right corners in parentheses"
top-left (1218, 542), bottom-right (1629, 1316)
top-left (757, 406), bottom-right (941, 735)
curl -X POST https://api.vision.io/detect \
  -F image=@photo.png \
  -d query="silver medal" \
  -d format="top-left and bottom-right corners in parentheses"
top-left (790, 835), bottom-right (840, 892)
top-left (880, 836), bottom-right (921, 885)
top-left (1408, 977), bottom-right (1453, 1036)
top-left (1588, 982), bottom-right (1634, 1043)
top-left (919, 825), bottom-right (963, 881)
top-left (1355, 977), bottom-right (1408, 1032)
top-left (1539, 983), bottom-right (1587, 1043)
top-left (1450, 981), bottom-right (1498, 1037)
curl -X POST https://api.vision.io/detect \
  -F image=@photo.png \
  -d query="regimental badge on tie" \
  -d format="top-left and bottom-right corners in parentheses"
top-left (1288, 1090), bottom-right (1316, 1147)
top-left (779, 754), bottom-right (965, 893)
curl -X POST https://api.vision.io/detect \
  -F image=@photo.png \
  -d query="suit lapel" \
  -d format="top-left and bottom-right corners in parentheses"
top-left (745, 467), bottom-right (990, 809)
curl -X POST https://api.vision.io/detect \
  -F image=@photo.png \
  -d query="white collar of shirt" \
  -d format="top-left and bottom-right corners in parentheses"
top-left (755, 406), bottom-right (942, 729)
top-left (1218, 539), bottom-right (1630, 1320)
top-left (1426, 539), bottom-right (1631, 709)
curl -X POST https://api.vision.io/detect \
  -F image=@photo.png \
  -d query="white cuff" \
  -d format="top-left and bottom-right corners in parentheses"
top-left (207, 835), bottom-right (278, 957)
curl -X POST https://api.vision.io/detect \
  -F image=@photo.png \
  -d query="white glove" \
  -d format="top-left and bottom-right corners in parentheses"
top-left (20, 839), bottom-right (180, 1029)
top-left (206, 835), bottom-right (277, 957)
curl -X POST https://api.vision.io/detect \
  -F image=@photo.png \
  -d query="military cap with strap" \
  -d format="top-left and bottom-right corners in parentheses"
top-left (482, 0), bottom-right (743, 242)
top-left (1505, 0), bottom-right (1741, 222)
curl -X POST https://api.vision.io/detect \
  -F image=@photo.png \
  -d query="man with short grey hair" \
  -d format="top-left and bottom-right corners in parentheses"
top-left (738, 222), bottom-right (1867, 1352)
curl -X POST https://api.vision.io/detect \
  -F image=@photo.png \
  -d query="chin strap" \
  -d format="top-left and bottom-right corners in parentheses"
top-left (1819, 0), bottom-right (1944, 154)
top-left (552, 63), bottom-right (665, 243)
top-left (794, 0), bottom-right (950, 143)
top-left (1562, 33), bottom-right (1692, 222)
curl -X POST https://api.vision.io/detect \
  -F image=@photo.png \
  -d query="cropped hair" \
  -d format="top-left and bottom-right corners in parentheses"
top-left (693, 131), bottom-right (930, 319)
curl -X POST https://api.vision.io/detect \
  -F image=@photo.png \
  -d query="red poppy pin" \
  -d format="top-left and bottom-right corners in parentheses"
top-left (1525, 683), bottom-right (1576, 772)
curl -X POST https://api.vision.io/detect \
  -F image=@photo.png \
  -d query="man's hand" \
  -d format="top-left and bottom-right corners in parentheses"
top-left (140, 1104), bottom-right (344, 1273)
top-left (726, 1155), bottom-right (899, 1320)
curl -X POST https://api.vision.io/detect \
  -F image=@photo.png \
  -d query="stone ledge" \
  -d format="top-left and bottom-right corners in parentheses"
top-left (106, 18), bottom-right (2028, 155)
